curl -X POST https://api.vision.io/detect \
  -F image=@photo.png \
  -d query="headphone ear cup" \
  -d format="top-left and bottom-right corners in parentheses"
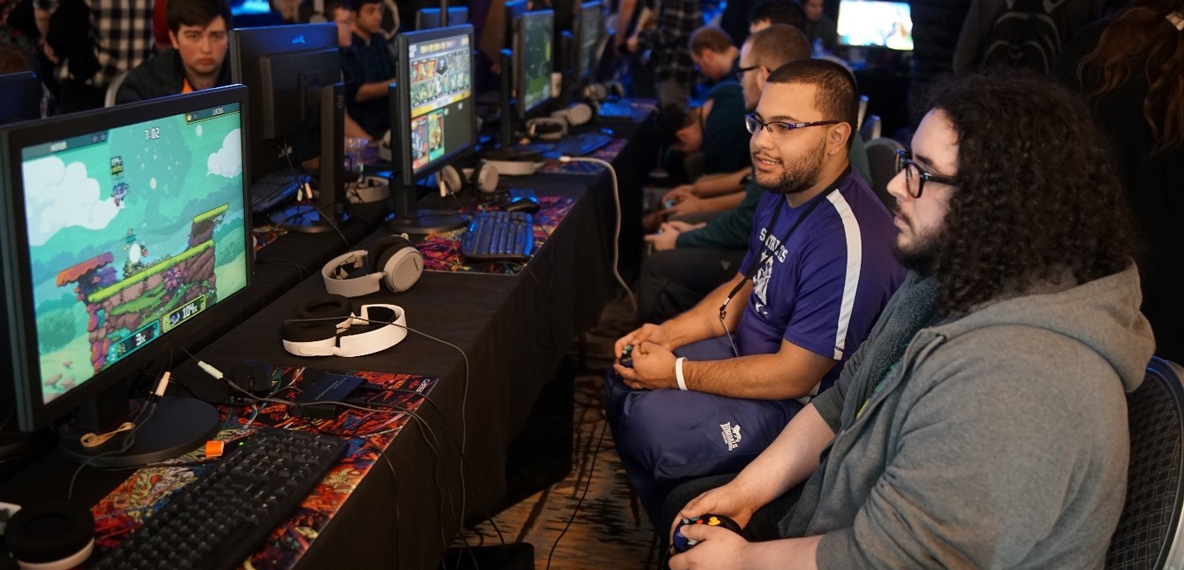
top-left (439, 165), bottom-right (463, 196)
top-left (367, 235), bottom-right (412, 273)
top-left (476, 162), bottom-right (499, 193)
top-left (376, 242), bottom-right (423, 292)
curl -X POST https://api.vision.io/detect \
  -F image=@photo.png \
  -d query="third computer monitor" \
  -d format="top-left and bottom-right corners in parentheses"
top-left (515, 9), bottom-right (555, 119)
top-left (836, 0), bottom-right (914, 51)
top-left (416, 6), bottom-right (469, 29)
top-left (394, 24), bottom-right (477, 187)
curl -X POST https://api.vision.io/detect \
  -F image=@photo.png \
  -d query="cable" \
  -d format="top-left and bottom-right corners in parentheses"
top-left (544, 413), bottom-right (610, 570)
top-left (558, 155), bottom-right (636, 313)
top-left (283, 140), bottom-right (349, 246)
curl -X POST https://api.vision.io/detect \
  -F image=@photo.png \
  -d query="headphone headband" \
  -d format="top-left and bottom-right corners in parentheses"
top-left (282, 297), bottom-right (408, 358)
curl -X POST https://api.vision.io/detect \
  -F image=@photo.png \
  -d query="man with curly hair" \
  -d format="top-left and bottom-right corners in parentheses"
top-left (660, 72), bottom-right (1155, 570)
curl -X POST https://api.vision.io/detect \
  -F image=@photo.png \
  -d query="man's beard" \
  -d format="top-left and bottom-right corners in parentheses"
top-left (754, 138), bottom-right (827, 195)
top-left (892, 216), bottom-right (941, 275)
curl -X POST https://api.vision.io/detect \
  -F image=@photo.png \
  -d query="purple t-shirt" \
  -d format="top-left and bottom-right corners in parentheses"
top-left (736, 168), bottom-right (905, 398)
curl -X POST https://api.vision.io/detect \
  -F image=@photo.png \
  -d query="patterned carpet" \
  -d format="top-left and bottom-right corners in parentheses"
top-left (451, 297), bottom-right (665, 570)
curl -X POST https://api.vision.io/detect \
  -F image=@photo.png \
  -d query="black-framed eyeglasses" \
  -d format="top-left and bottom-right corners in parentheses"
top-left (893, 148), bottom-right (957, 198)
top-left (744, 114), bottom-right (840, 137)
top-left (736, 64), bottom-right (762, 77)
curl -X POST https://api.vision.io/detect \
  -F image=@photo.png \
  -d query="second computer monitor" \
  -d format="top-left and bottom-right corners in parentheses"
top-left (575, 1), bottom-right (602, 82)
top-left (515, 9), bottom-right (555, 119)
top-left (0, 72), bottom-right (43, 126)
top-left (836, 0), bottom-right (913, 51)
top-left (394, 24), bottom-right (476, 186)
top-left (416, 6), bottom-right (469, 29)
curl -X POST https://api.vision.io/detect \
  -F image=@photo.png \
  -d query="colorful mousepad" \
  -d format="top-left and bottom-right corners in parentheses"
top-left (89, 367), bottom-right (437, 570)
top-left (417, 195), bottom-right (577, 275)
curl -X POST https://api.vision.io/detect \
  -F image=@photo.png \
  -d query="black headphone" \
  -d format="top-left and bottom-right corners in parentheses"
top-left (4, 501), bottom-right (95, 570)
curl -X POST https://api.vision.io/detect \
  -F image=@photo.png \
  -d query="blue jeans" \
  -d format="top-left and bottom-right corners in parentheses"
top-left (604, 336), bottom-right (803, 524)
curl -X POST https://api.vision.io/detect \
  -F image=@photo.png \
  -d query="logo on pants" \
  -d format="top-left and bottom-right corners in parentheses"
top-left (720, 422), bottom-right (742, 451)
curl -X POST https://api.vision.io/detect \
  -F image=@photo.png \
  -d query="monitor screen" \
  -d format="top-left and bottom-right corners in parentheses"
top-left (577, 1), bottom-right (602, 81)
top-left (516, 10), bottom-right (554, 117)
top-left (837, 1), bottom-right (913, 50)
top-left (0, 87), bottom-right (251, 430)
top-left (396, 25), bottom-right (476, 184)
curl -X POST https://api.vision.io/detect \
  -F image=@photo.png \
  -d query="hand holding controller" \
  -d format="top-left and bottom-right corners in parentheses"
top-left (672, 514), bottom-right (742, 553)
top-left (619, 344), bottom-right (634, 368)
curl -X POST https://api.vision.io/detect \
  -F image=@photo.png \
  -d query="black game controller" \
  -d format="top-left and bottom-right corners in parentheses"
top-left (672, 514), bottom-right (742, 553)
top-left (619, 345), bottom-right (634, 368)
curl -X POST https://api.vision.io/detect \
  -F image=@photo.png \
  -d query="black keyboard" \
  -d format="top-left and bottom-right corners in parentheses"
top-left (598, 100), bottom-right (651, 122)
top-left (461, 211), bottom-right (534, 262)
top-left (540, 132), bottom-right (613, 159)
top-left (250, 171), bottom-right (309, 213)
top-left (93, 429), bottom-right (347, 570)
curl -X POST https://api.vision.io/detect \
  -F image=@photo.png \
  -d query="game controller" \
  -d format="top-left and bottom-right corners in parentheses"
top-left (663, 198), bottom-right (677, 210)
top-left (672, 514), bottom-right (742, 553)
top-left (619, 345), bottom-right (634, 368)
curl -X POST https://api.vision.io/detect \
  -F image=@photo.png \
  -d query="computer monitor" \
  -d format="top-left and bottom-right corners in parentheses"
top-left (515, 9), bottom-right (555, 119)
top-left (229, 23), bottom-right (346, 232)
top-left (0, 86), bottom-right (251, 465)
top-left (416, 6), bottom-right (469, 29)
top-left (387, 24), bottom-right (476, 234)
top-left (574, 0), bottom-right (603, 82)
top-left (0, 72), bottom-right (42, 126)
top-left (836, 0), bottom-right (913, 51)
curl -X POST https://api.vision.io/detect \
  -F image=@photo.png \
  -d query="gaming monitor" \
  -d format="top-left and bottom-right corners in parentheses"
top-left (388, 24), bottom-right (476, 233)
top-left (229, 23), bottom-right (346, 231)
top-left (836, 0), bottom-right (913, 51)
top-left (515, 9), bottom-right (555, 119)
top-left (0, 72), bottom-right (43, 126)
top-left (416, 6), bottom-right (469, 29)
top-left (574, 0), bottom-right (603, 82)
top-left (0, 87), bottom-right (251, 463)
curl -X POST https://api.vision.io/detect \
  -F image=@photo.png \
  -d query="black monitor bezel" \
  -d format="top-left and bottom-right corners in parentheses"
top-left (394, 24), bottom-right (478, 187)
top-left (514, 9), bottom-right (555, 119)
top-left (574, 0), bottom-right (602, 82)
top-left (0, 86), bottom-right (253, 432)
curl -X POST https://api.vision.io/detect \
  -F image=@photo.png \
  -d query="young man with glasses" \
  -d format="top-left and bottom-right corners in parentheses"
top-left (606, 59), bottom-right (905, 527)
top-left (116, 0), bottom-right (232, 104)
top-left (661, 73), bottom-right (1153, 570)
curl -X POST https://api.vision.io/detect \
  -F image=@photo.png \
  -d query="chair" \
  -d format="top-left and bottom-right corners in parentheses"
top-left (857, 95), bottom-right (869, 131)
top-left (860, 114), bottom-right (881, 142)
top-left (103, 70), bottom-right (129, 108)
top-left (863, 137), bottom-right (903, 211)
top-left (1106, 357), bottom-right (1184, 570)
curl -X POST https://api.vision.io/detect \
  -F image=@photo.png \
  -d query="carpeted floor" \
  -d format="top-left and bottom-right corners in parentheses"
top-left (451, 296), bottom-right (666, 570)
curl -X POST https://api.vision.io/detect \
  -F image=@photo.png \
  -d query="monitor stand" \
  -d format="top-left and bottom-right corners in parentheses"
top-left (268, 202), bottom-right (351, 234)
top-left (271, 81), bottom-right (350, 234)
top-left (57, 383), bottom-right (219, 469)
top-left (385, 176), bottom-right (467, 235)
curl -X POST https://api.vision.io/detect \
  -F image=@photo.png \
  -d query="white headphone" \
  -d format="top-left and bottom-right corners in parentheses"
top-left (281, 296), bottom-right (407, 357)
top-left (438, 161), bottom-right (500, 196)
top-left (525, 117), bottom-right (568, 141)
top-left (551, 103), bottom-right (594, 127)
top-left (322, 234), bottom-right (423, 297)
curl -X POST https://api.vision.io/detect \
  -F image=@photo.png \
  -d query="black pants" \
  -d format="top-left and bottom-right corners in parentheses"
top-left (636, 247), bottom-right (746, 324)
top-left (657, 474), bottom-right (803, 567)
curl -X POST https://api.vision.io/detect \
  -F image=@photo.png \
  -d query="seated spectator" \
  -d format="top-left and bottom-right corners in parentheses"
top-left (748, 0), bottom-right (807, 34)
top-left (607, 59), bottom-right (905, 525)
top-left (800, 0), bottom-right (836, 53)
top-left (663, 73), bottom-right (1152, 570)
top-left (341, 0), bottom-right (397, 139)
top-left (1053, 0), bottom-right (1184, 362)
top-left (689, 25), bottom-right (739, 84)
top-left (116, 0), bottom-right (231, 104)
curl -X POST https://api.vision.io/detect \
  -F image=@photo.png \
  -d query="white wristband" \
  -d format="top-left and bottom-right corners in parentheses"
top-left (675, 357), bottom-right (688, 391)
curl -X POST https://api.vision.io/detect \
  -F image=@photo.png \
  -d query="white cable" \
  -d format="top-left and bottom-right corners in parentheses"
top-left (557, 155), bottom-right (637, 313)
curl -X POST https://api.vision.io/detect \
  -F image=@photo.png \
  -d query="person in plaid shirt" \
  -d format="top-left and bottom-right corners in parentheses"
top-left (648, 0), bottom-right (700, 109)
top-left (89, 0), bottom-right (155, 90)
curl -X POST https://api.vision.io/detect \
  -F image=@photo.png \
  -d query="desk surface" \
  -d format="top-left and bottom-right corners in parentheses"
top-left (0, 116), bottom-right (656, 570)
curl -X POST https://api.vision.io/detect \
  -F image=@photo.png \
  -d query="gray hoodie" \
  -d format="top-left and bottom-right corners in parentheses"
top-left (780, 265), bottom-right (1155, 569)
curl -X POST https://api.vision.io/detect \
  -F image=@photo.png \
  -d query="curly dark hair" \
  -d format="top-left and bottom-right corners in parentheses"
top-left (924, 73), bottom-right (1136, 314)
